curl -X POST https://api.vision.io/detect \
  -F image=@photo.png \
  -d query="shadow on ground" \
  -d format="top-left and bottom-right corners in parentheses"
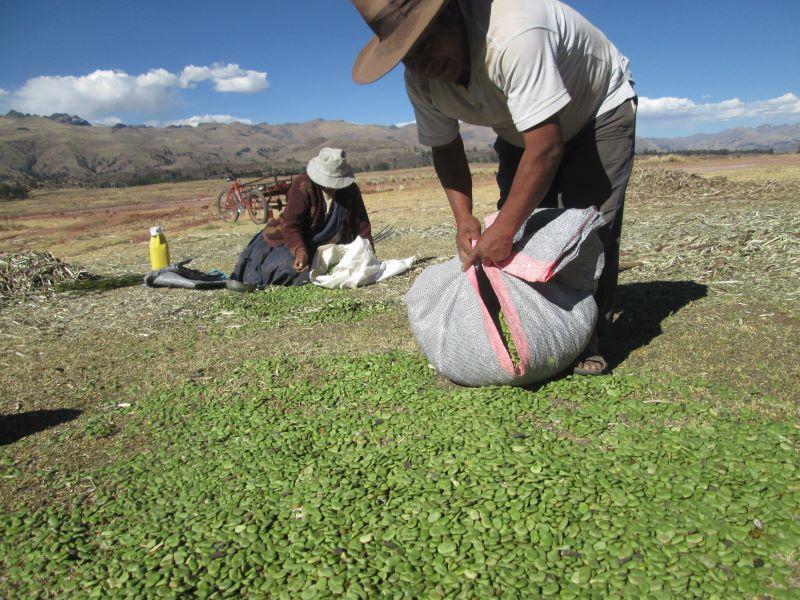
top-left (606, 280), bottom-right (708, 370)
top-left (0, 409), bottom-right (82, 446)
top-left (55, 274), bottom-right (142, 293)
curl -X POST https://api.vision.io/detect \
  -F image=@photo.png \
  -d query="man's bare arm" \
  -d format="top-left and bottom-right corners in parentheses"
top-left (462, 116), bottom-right (564, 269)
top-left (431, 134), bottom-right (481, 259)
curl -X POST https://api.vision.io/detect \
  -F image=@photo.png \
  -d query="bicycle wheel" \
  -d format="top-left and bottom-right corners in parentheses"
top-left (216, 189), bottom-right (240, 223)
top-left (247, 191), bottom-right (268, 224)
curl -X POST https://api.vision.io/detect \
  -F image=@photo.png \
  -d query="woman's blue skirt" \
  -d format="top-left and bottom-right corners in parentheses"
top-left (230, 232), bottom-right (310, 287)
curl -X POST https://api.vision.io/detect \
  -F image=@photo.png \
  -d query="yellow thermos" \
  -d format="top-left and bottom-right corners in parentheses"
top-left (149, 226), bottom-right (170, 270)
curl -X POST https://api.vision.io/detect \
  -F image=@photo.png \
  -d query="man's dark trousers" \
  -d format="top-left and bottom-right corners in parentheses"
top-left (494, 98), bottom-right (637, 339)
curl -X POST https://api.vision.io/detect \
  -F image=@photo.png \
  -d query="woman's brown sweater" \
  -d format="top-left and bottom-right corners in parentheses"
top-left (263, 174), bottom-right (372, 258)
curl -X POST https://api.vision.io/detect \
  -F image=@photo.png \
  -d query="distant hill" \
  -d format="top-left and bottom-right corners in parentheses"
top-left (5, 110), bottom-right (92, 127)
top-left (1, 112), bottom-right (797, 186)
top-left (636, 124), bottom-right (800, 154)
top-left (0, 112), bottom-right (498, 186)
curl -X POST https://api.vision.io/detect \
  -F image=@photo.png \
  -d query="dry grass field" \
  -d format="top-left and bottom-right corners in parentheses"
top-left (1, 154), bottom-right (799, 596)
top-left (637, 152), bottom-right (800, 182)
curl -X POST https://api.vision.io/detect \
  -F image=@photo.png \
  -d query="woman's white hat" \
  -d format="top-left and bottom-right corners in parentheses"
top-left (306, 148), bottom-right (356, 189)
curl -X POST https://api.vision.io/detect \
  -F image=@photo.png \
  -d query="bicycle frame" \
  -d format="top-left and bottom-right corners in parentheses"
top-left (227, 180), bottom-right (247, 211)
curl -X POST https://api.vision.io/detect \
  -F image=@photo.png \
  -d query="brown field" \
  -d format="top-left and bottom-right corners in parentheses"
top-left (637, 152), bottom-right (800, 181)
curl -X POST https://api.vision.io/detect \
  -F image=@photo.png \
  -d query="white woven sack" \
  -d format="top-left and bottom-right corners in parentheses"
top-left (309, 237), bottom-right (415, 288)
top-left (404, 207), bottom-right (605, 387)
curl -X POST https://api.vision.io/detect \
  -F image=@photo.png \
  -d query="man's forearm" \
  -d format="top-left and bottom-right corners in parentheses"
top-left (432, 135), bottom-right (473, 224)
top-left (493, 126), bottom-right (563, 236)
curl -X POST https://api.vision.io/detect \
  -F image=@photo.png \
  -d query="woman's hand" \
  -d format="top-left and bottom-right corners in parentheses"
top-left (456, 215), bottom-right (482, 263)
top-left (294, 248), bottom-right (309, 271)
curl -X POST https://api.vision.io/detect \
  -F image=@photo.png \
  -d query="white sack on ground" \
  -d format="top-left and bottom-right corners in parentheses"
top-left (309, 236), bottom-right (415, 288)
top-left (404, 208), bottom-right (605, 387)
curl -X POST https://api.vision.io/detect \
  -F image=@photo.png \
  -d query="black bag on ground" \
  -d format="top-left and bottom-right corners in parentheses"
top-left (145, 259), bottom-right (226, 289)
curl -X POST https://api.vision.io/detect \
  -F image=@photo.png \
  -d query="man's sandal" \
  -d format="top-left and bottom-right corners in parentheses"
top-left (573, 353), bottom-right (608, 376)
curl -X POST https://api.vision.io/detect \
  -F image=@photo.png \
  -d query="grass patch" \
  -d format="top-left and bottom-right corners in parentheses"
top-left (1, 352), bottom-right (798, 597)
top-left (215, 285), bottom-right (394, 327)
top-left (81, 415), bottom-right (118, 439)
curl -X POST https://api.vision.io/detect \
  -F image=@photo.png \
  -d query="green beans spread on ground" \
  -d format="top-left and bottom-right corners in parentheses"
top-left (1, 352), bottom-right (798, 597)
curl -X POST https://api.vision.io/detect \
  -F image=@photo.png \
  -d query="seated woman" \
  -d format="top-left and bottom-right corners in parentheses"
top-left (230, 148), bottom-right (373, 288)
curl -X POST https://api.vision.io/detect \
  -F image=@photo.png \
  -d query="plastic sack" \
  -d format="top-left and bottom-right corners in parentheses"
top-left (309, 237), bottom-right (415, 288)
top-left (403, 207), bottom-right (605, 387)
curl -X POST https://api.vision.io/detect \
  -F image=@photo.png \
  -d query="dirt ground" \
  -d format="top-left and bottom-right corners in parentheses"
top-left (2, 156), bottom-right (796, 252)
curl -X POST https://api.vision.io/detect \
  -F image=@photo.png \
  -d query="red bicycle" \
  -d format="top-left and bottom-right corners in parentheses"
top-left (216, 174), bottom-right (295, 224)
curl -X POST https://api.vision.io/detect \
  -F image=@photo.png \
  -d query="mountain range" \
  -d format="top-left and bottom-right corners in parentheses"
top-left (1, 111), bottom-right (798, 186)
top-left (636, 124), bottom-right (800, 154)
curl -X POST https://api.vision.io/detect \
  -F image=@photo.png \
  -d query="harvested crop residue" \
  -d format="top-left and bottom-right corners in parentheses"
top-left (0, 251), bottom-right (93, 303)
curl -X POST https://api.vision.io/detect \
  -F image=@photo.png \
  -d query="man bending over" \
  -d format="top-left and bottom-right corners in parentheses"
top-left (351, 0), bottom-right (637, 374)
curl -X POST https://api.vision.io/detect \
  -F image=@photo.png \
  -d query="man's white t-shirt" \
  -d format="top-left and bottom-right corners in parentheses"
top-left (405, 0), bottom-right (636, 148)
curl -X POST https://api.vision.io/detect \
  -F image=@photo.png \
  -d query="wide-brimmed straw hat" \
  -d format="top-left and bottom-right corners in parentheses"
top-left (351, 0), bottom-right (450, 84)
top-left (306, 148), bottom-right (356, 189)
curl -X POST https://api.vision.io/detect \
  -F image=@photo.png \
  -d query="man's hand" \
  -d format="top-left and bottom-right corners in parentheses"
top-left (293, 248), bottom-right (309, 271)
top-left (461, 221), bottom-right (515, 271)
top-left (456, 215), bottom-right (482, 262)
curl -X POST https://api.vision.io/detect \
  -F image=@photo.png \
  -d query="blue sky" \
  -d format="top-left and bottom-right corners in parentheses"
top-left (1, 0), bottom-right (798, 138)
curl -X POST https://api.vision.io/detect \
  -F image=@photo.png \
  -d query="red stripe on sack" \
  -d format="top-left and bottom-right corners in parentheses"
top-left (485, 266), bottom-right (530, 376)
top-left (494, 252), bottom-right (552, 282)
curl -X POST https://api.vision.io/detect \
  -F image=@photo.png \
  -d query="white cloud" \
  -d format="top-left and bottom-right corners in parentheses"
top-left (394, 120), bottom-right (416, 127)
top-left (0, 88), bottom-right (8, 96)
top-left (92, 116), bottom-right (124, 126)
top-left (165, 114), bottom-right (253, 127)
top-left (179, 63), bottom-right (268, 93)
top-left (639, 93), bottom-right (800, 121)
top-left (13, 69), bottom-right (179, 118)
top-left (5, 63), bottom-right (268, 120)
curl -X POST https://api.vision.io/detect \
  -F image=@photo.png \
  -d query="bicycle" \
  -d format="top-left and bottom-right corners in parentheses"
top-left (216, 174), bottom-right (295, 224)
